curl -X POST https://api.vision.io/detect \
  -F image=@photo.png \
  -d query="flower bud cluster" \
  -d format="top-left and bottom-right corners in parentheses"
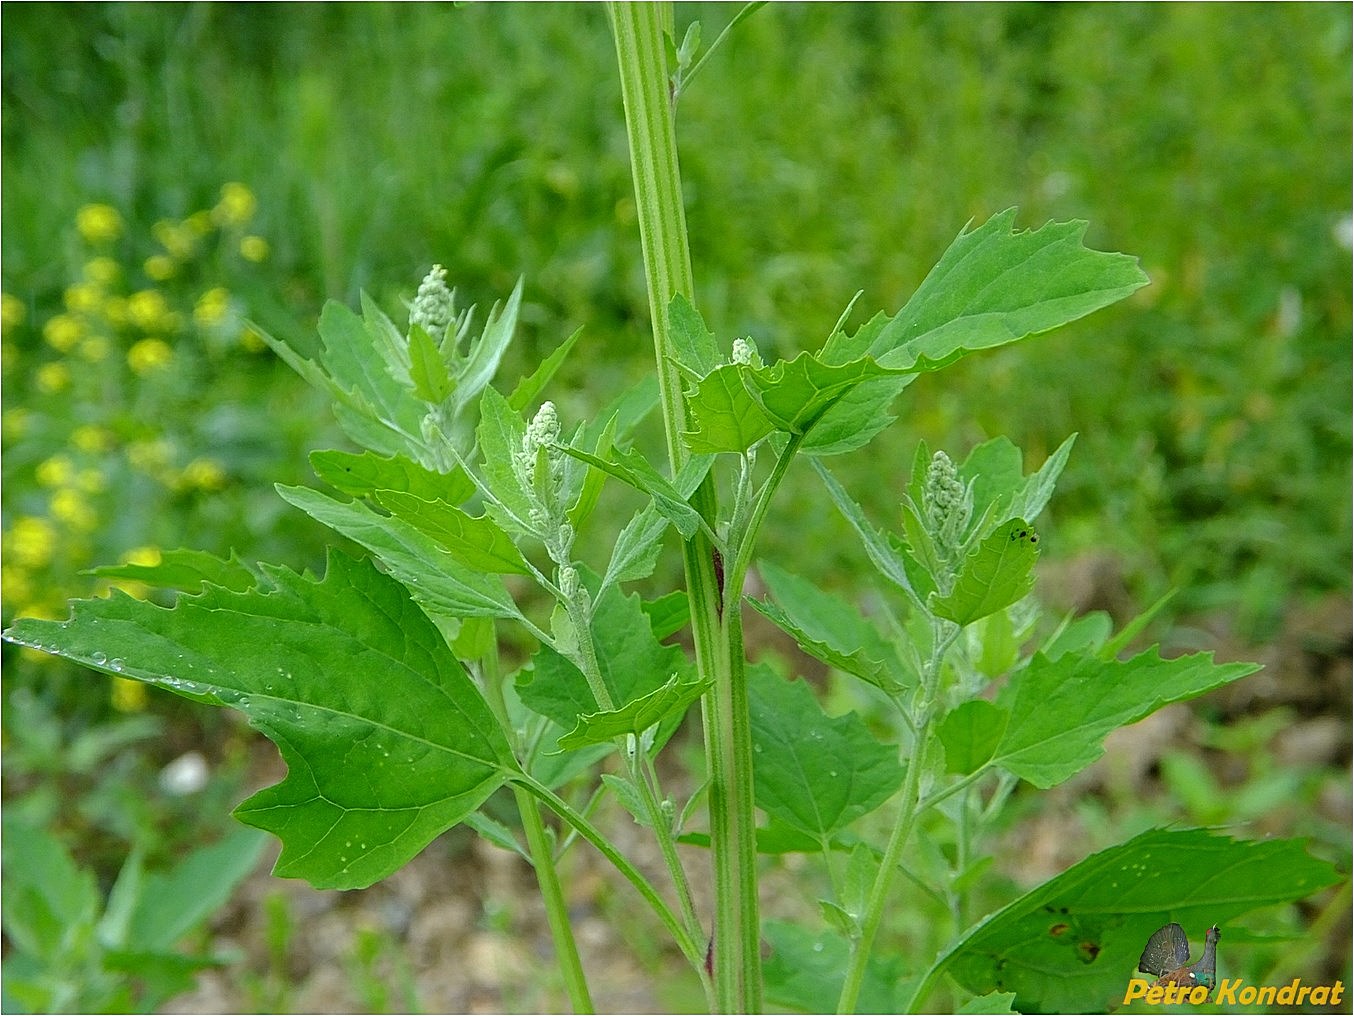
top-left (515, 401), bottom-right (573, 562)
top-left (922, 450), bottom-right (972, 557)
top-left (731, 336), bottom-right (763, 368)
top-left (410, 264), bottom-right (456, 338)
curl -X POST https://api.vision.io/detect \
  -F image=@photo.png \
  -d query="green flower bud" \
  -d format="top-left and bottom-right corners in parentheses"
top-left (409, 264), bottom-right (455, 338)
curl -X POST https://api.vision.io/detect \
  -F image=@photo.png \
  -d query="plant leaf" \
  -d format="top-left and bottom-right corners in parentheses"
top-left (749, 560), bottom-right (909, 694)
top-left (763, 920), bottom-right (907, 1015)
top-left (276, 485), bottom-right (523, 620)
top-left (407, 322), bottom-right (454, 403)
top-left (374, 490), bottom-right (530, 575)
top-left (310, 449), bottom-right (474, 505)
top-left (557, 673), bottom-right (711, 750)
top-left (800, 375), bottom-right (913, 456)
top-left (988, 647), bottom-right (1262, 788)
top-left (683, 362), bottom-right (776, 453)
top-left (555, 443), bottom-right (707, 539)
top-left (455, 277), bottom-right (522, 416)
top-left (509, 327), bottom-right (584, 413)
top-left (811, 460), bottom-right (919, 601)
top-left (668, 293), bottom-right (721, 376)
top-left (86, 549), bottom-right (256, 593)
top-left (867, 208), bottom-right (1150, 371)
top-left (931, 518), bottom-right (1040, 626)
top-left (748, 664), bottom-right (905, 841)
top-left (938, 700), bottom-right (1010, 775)
top-left (3, 552), bottom-right (520, 890)
top-left (925, 829), bottom-right (1341, 1014)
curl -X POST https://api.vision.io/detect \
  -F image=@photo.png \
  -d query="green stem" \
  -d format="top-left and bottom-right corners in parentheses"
top-left (480, 637), bottom-right (594, 1013)
top-left (611, 4), bottom-right (761, 1010)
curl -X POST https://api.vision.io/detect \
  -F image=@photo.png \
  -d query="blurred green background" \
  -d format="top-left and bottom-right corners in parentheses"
top-left (2, 3), bottom-right (1349, 1012)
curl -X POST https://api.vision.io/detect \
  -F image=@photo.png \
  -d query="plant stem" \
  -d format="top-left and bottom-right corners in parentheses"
top-left (478, 635), bottom-right (595, 1013)
top-left (610, 3), bottom-right (761, 1010)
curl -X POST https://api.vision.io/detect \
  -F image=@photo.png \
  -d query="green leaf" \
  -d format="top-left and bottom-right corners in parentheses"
top-left (668, 293), bottom-right (721, 375)
top-left (939, 700), bottom-right (1010, 776)
top-left (455, 277), bottom-right (522, 415)
top-left (602, 502), bottom-right (669, 588)
top-left (556, 442), bottom-right (707, 539)
top-left (989, 647), bottom-right (1262, 788)
top-left (276, 484), bottom-right (524, 620)
top-left (641, 590), bottom-right (690, 639)
top-left (310, 449), bottom-right (474, 505)
top-left (0, 816), bottom-right (100, 961)
top-left (812, 460), bottom-right (919, 600)
top-left (931, 518), bottom-right (1040, 626)
top-left (748, 561), bottom-right (908, 694)
top-left (509, 327), bottom-right (583, 413)
top-left (475, 385), bottom-right (534, 530)
top-left (3, 552), bottom-right (519, 890)
top-left (557, 673), bottom-right (711, 750)
top-left (763, 920), bottom-right (906, 1015)
top-left (683, 362), bottom-right (776, 453)
top-left (800, 375), bottom-right (913, 456)
top-left (87, 549), bottom-right (256, 593)
top-left (517, 580), bottom-right (692, 737)
top-left (407, 322), bottom-right (454, 403)
top-left (957, 992), bottom-right (1019, 1014)
top-left (745, 351), bottom-right (906, 434)
top-left (317, 299), bottom-right (421, 433)
top-left (930, 829), bottom-right (1341, 1014)
top-left (866, 208), bottom-right (1150, 371)
top-left (748, 664), bottom-right (905, 841)
top-left (375, 490), bottom-right (530, 575)
top-left (126, 827), bottom-right (268, 950)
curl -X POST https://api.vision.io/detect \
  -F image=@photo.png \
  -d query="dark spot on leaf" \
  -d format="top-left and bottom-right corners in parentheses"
top-left (1049, 922), bottom-right (1071, 937)
top-left (1077, 940), bottom-right (1101, 963)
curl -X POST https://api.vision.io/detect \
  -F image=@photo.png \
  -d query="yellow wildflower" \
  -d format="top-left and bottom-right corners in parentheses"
top-left (152, 219), bottom-right (197, 260)
top-left (3, 408), bottom-right (31, 441)
top-left (70, 424), bottom-right (111, 453)
top-left (83, 257), bottom-right (120, 286)
top-left (43, 313), bottom-right (85, 353)
top-left (186, 210), bottom-right (213, 235)
top-left (127, 337), bottom-right (173, 374)
top-left (50, 489), bottom-right (97, 530)
top-left (126, 438), bottom-right (172, 474)
top-left (181, 457), bottom-right (227, 491)
top-left (63, 282), bottom-right (103, 315)
top-left (193, 287), bottom-right (230, 328)
top-left (36, 362), bottom-right (70, 393)
top-left (127, 289), bottom-right (172, 332)
top-left (111, 677), bottom-right (148, 712)
top-left (213, 182), bottom-right (257, 227)
top-left (239, 235), bottom-right (270, 262)
top-left (78, 335), bottom-right (110, 362)
top-left (102, 295), bottom-right (129, 328)
top-left (35, 454), bottom-right (76, 488)
top-left (7, 515), bottom-right (58, 568)
top-left (76, 203), bottom-right (123, 245)
top-left (77, 468), bottom-right (107, 494)
top-left (239, 326), bottom-right (266, 353)
top-left (2, 565), bottom-right (33, 606)
top-left (144, 254), bottom-right (177, 281)
top-left (1, 293), bottom-right (26, 334)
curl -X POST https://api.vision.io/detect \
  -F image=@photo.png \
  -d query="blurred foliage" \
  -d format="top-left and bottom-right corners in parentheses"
top-left (1, 3), bottom-right (1348, 1009)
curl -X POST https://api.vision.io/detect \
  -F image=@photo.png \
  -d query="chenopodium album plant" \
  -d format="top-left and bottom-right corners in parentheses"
top-left (6, 13), bottom-right (1341, 1016)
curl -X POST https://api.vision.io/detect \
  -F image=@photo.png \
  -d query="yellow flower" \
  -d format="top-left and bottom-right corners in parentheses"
top-left (239, 326), bottom-right (266, 353)
top-left (83, 257), bottom-right (120, 286)
top-left (193, 287), bottom-right (230, 328)
top-left (70, 424), bottom-right (111, 453)
top-left (7, 516), bottom-right (57, 568)
top-left (126, 289), bottom-right (173, 332)
top-left (43, 313), bottom-right (85, 353)
top-left (152, 218), bottom-right (197, 260)
top-left (213, 182), bottom-right (256, 227)
top-left (101, 295), bottom-right (129, 328)
top-left (126, 438), bottom-right (172, 474)
top-left (2, 566), bottom-right (33, 606)
top-left (35, 454), bottom-right (76, 488)
top-left (76, 203), bottom-right (123, 245)
top-left (3, 408), bottom-right (31, 441)
top-left (63, 282), bottom-right (103, 315)
top-left (36, 362), bottom-right (69, 393)
top-left (127, 337), bottom-right (173, 374)
top-left (78, 335), bottom-right (110, 362)
top-left (186, 210), bottom-right (214, 235)
top-left (77, 468), bottom-right (107, 494)
top-left (50, 489), bottom-right (97, 530)
top-left (123, 545), bottom-right (161, 567)
top-left (181, 456), bottom-right (227, 491)
top-left (111, 677), bottom-right (148, 712)
top-left (239, 235), bottom-right (270, 262)
top-left (144, 254), bottom-right (177, 281)
top-left (1, 293), bottom-right (26, 334)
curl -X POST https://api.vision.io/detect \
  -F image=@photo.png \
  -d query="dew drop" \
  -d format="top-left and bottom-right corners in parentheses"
top-left (91, 651), bottom-right (108, 665)
top-left (109, 658), bottom-right (125, 672)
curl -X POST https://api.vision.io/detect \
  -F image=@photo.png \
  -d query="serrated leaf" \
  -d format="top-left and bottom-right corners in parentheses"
top-left (407, 322), bottom-right (454, 403)
top-left (938, 700), bottom-right (1010, 775)
top-left (3, 552), bottom-right (519, 890)
top-left (475, 385), bottom-right (534, 530)
top-left (812, 460), bottom-right (920, 601)
top-left (602, 502), bottom-right (670, 588)
top-left (868, 208), bottom-right (1150, 371)
top-left (932, 518), bottom-right (1041, 626)
top-left (683, 362), bottom-right (776, 453)
top-left (668, 293), bottom-right (721, 376)
top-left (745, 351), bottom-right (907, 435)
top-left (556, 442), bottom-right (707, 539)
top-left (310, 449), bottom-right (474, 505)
top-left (318, 299), bottom-right (419, 431)
top-left (455, 277), bottom-right (522, 415)
top-left (928, 829), bottom-right (1341, 1015)
top-left (641, 590), bottom-right (690, 639)
top-left (990, 647), bottom-right (1262, 788)
top-left (509, 326), bottom-right (583, 412)
top-left (800, 374), bottom-right (913, 456)
top-left (87, 549), bottom-right (256, 593)
top-left (601, 772), bottom-right (653, 828)
top-left (749, 561), bottom-right (908, 694)
top-left (276, 485), bottom-right (523, 620)
top-left (375, 490), bottom-right (529, 575)
top-left (748, 665), bottom-right (905, 841)
top-left (557, 673), bottom-right (710, 750)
